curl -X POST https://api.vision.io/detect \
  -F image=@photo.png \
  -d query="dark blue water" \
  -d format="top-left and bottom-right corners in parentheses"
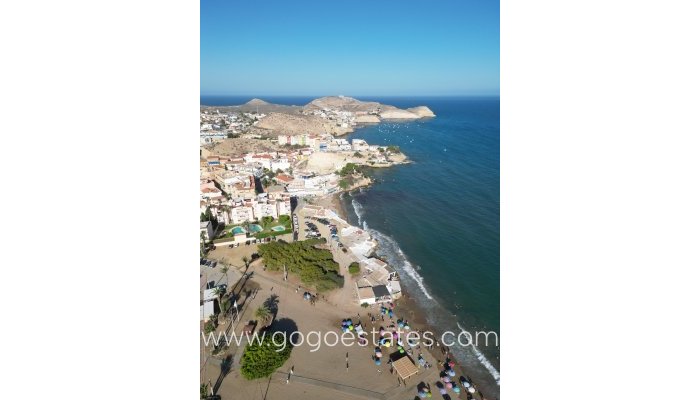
top-left (200, 96), bottom-right (500, 397)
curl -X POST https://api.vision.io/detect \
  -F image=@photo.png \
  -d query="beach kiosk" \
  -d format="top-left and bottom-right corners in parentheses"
top-left (392, 355), bottom-right (420, 385)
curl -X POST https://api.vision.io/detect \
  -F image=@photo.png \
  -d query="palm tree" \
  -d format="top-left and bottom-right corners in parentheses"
top-left (220, 266), bottom-right (229, 285)
top-left (213, 286), bottom-right (226, 303)
top-left (255, 305), bottom-right (271, 326)
top-left (242, 255), bottom-right (250, 270)
top-left (200, 231), bottom-right (206, 257)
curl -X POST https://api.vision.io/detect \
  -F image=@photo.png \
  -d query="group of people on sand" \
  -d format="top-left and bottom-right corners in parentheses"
top-left (296, 285), bottom-right (318, 305)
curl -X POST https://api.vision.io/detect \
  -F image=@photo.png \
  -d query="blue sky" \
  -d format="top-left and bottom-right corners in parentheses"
top-left (201, 0), bottom-right (499, 96)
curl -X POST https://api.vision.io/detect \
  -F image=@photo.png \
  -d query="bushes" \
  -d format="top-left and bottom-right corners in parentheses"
top-left (386, 145), bottom-right (401, 154)
top-left (240, 333), bottom-right (292, 380)
top-left (258, 239), bottom-right (343, 292)
top-left (337, 162), bottom-right (358, 176)
top-left (348, 262), bottom-right (360, 275)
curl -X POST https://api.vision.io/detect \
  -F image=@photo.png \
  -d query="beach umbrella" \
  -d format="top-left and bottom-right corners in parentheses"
top-left (374, 358), bottom-right (381, 366)
top-left (418, 392), bottom-right (427, 398)
top-left (460, 377), bottom-right (471, 388)
top-left (448, 361), bottom-right (455, 368)
top-left (447, 369), bottom-right (456, 377)
top-left (392, 331), bottom-right (398, 339)
top-left (439, 388), bottom-right (447, 395)
top-left (452, 386), bottom-right (461, 393)
top-left (446, 382), bottom-right (453, 389)
top-left (468, 387), bottom-right (476, 394)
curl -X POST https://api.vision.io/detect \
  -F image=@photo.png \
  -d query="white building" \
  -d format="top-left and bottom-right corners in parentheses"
top-left (270, 158), bottom-right (291, 172)
top-left (352, 139), bottom-right (370, 151)
top-left (254, 201), bottom-right (278, 219)
top-left (200, 221), bottom-right (214, 241)
top-left (230, 205), bottom-right (255, 225)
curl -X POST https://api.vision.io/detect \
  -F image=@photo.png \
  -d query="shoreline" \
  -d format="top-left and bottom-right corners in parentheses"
top-left (326, 189), bottom-right (496, 399)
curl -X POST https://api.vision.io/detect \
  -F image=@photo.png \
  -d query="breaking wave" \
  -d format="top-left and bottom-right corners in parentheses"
top-left (347, 193), bottom-right (500, 390)
top-left (365, 227), bottom-right (434, 301)
top-left (351, 197), bottom-right (364, 226)
top-left (457, 322), bottom-right (501, 385)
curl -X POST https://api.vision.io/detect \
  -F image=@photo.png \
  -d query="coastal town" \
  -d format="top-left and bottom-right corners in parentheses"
top-left (199, 98), bottom-right (485, 400)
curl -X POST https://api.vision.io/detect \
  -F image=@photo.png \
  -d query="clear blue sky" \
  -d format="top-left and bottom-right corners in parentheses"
top-left (201, 0), bottom-right (499, 96)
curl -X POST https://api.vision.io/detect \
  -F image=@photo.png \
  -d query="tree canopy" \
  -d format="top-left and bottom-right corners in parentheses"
top-left (240, 333), bottom-right (292, 380)
top-left (348, 262), bottom-right (360, 275)
top-left (257, 239), bottom-right (343, 292)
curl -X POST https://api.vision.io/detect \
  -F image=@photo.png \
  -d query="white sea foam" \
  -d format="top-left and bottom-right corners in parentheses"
top-left (346, 195), bottom-right (499, 388)
top-left (351, 197), bottom-right (364, 225)
top-left (367, 227), bottom-right (434, 301)
top-left (457, 322), bottom-right (501, 385)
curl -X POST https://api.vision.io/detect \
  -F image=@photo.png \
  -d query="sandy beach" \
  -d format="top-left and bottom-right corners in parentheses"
top-left (202, 195), bottom-right (489, 399)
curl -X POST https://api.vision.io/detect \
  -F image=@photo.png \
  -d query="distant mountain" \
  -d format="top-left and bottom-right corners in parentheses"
top-left (303, 96), bottom-right (435, 119)
top-left (245, 98), bottom-right (269, 105)
top-left (201, 95), bottom-right (434, 137)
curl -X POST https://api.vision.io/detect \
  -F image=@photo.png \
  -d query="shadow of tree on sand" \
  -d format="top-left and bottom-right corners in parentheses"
top-left (212, 354), bottom-right (233, 395)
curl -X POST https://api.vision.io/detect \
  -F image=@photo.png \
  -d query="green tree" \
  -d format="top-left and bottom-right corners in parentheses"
top-left (257, 239), bottom-right (343, 292)
top-left (242, 255), bottom-right (250, 269)
top-left (220, 266), bottom-right (229, 285)
top-left (214, 286), bottom-right (226, 303)
top-left (255, 305), bottom-right (271, 326)
top-left (348, 262), bottom-right (360, 275)
top-left (240, 333), bottom-right (292, 380)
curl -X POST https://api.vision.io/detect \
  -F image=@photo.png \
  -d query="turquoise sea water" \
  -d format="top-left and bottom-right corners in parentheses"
top-left (201, 96), bottom-right (500, 397)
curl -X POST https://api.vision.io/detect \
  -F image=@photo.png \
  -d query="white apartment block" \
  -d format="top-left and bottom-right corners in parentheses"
top-left (254, 201), bottom-right (278, 219)
top-left (230, 205), bottom-right (255, 225)
top-left (278, 134), bottom-right (317, 148)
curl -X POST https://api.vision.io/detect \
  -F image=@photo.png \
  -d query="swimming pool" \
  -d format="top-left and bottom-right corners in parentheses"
top-left (271, 225), bottom-right (286, 232)
top-left (248, 224), bottom-right (263, 233)
top-left (231, 226), bottom-right (246, 235)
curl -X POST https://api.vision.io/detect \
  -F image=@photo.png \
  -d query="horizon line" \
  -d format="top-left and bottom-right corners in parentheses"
top-left (200, 94), bottom-right (500, 98)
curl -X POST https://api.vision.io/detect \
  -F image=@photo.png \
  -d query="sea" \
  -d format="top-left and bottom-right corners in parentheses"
top-left (201, 95), bottom-right (500, 398)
